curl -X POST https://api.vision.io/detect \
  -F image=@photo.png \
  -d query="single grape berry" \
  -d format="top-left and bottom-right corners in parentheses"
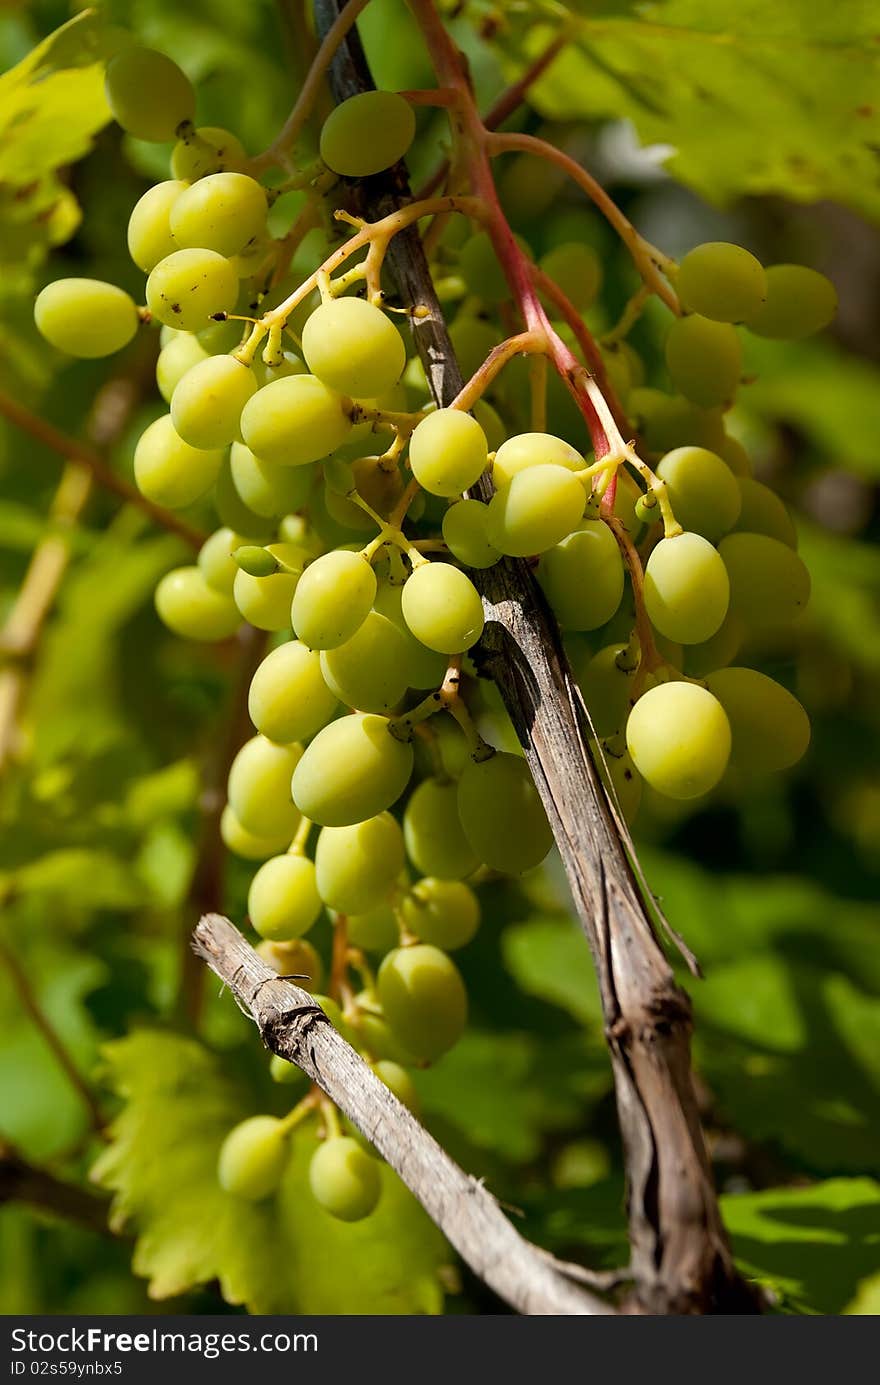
top-left (220, 804), bottom-right (293, 861)
top-left (302, 297), bottom-right (406, 399)
top-left (491, 432), bottom-right (583, 489)
top-left (626, 682), bottom-right (731, 800)
top-left (241, 375), bottom-right (352, 467)
top-left (746, 264), bottom-right (837, 339)
top-left (320, 611), bottom-right (411, 714)
top-left (291, 713), bottom-right (414, 827)
top-left (442, 500), bottom-right (501, 570)
top-left (127, 180), bottom-right (186, 273)
top-left (319, 91), bottom-right (416, 177)
top-left (401, 877), bottom-right (480, 951)
top-left (408, 409), bottom-right (488, 498)
top-left (705, 667), bottom-right (810, 773)
top-left (217, 1116), bottom-right (289, 1201)
top-left (718, 532), bottom-right (810, 630)
top-left (400, 562), bottom-right (484, 654)
top-left (377, 944), bottom-right (467, 1061)
top-left (227, 735), bottom-right (302, 839)
top-left (537, 519), bottom-right (624, 630)
top-left (677, 242), bottom-right (767, 323)
top-left (146, 248), bottom-right (238, 331)
top-left (171, 126), bottom-right (246, 182)
top-left (170, 171), bottom-right (268, 258)
top-left (403, 777), bottom-right (479, 881)
top-left (655, 446), bottom-right (742, 544)
top-left (643, 533), bottom-right (730, 645)
top-left (134, 414), bottom-right (224, 509)
top-left (104, 46), bottom-right (195, 143)
top-left (315, 812), bottom-right (404, 914)
top-left (155, 567), bottom-right (240, 642)
top-left (487, 464), bottom-right (586, 557)
top-left (35, 279), bottom-right (138, 359)
top-left (308, 1136), bottom-right (381, 1222)
top-left (457, 752), bottom-right (553, 874)
top-left (249, 640), bottom-right (338, 745)
top-left (291, 549), bottom-right (377, 650)
top-left (248, 853), bottom-right (322, 940)
top-left (665, 315), bottom-right (742, 408)
top-left (171, 354), bottom-right (257, 449)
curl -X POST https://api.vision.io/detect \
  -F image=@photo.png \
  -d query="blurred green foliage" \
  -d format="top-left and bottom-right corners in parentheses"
top-left (0, 0), bottom-right (877, 1316)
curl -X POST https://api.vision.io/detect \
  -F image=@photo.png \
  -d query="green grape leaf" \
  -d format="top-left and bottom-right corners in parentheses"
top-left (844, 1271), bottom-right (880, 1315)
top-left (415, 1030), bottom-right (601, 1162)
top-left (93, 1031), bottom-right (449, 1314)
top-left (502, 914), bottom-right (602, 1025)
top-left (721, 1178), bottom-right (880, 1313)
top-left (0, 12), bottom-right (114, 272)
top-left (6, 849), bottom-right (143, 911)
top-left (515, 4), bottom-right (880, 218)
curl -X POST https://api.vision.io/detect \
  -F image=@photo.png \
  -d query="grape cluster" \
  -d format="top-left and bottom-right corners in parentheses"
top-left (33, 40), bottom-right (833, 1218)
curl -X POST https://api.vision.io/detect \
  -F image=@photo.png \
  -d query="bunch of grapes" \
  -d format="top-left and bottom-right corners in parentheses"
top-left (33, 39), bottom-right (833, 1221)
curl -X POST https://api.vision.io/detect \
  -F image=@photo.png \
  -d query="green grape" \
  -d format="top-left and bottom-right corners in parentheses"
top-left (682, 612), bottom-right (745, 678)
top-left (643, 533), bottom-right (730, 645)
top-left (241, 375), bottom-right (352, 467)
top-left (230, 442), bottom-right (314, 518)
top-left (315, 812), bottom-right (404, 914)
top-left (34, 279), bottom-right (138, 359)
top-left (486, 464), bottom-right (585, 557)
top-left (626, 681), bottom-right (731, 800)
top-left (154, 566), bottom-right (240, 641)
top-left (257, 936), bottom-right (323, 990)
top-left (595, 742), bottom-right (642, 824)
top-left (401, 877), bottom-right (479, 951)
top-left (214, 455), bottom-right (277, 541)
top-left (171, 126), bottom-right (246, 182)
top-left (538, 241), bottom-right (602, 312)
top-left (718, 532), bottom-right (810, 630)
top-left (320, 611), bottom-right (410, 714)
top-left (253, 350), bottom-right (307, 389)
top-left (377, 944), bottom-right (467, 1062)
top-left (717, 434), bottom-right (752, 477)
top-left (127, 180), bottom-right (186, 272)
top-left (156, 332), bottom-right (209, 404)
top-left (746, 264), bottom-right (837, 339)
top-left (537, 519), bottom-right (624, 630)
top-left (628, 388), bottom-right (725, 456)
top-left (198, 526), bottom-right (243, 596)
top-left (217, 1116), bottom-right (288, 1201)
top-left (574, 643), bottom-right (640, 737)
top-left (346, 903), bottom-right (398, 953)
top-left (248, 852), bottom-right (322, 940)
top-left (351, 988), bottom-right (417, 1063)
top-left (146, 248), bottom-right (238, 331)
top-left (373, 582), bottom-right (448, 690)
top-left (227, 735), bottom-right (303, 839)
top-left (291, 549), bottom-right (376, 650)
top-left (220, 804), bottom-right (292, 860)
top-left (403, 777), bottom-right (479, 881)
top-left (301, 297), bottom-right (406, 399)
top-left (677, 242), bottom-right (767, 323)
top-left (308, 1136), bottom-right (381, 1222)
top-left (408, 409), bottom-right (488, 497)
top-left (705, 667), bottom-right (810, 773)
top-left (133, 414), bottom-right (224, 508)
top-left (457, 752), bottom-right (552, 874)
top-left (732, 477), bottom-right (797, 548)
top-left (655, 446), bottom-right (742, 543)
top-left (249, 639), bottom-right (338, 744)
top-left (459, 230), bottom-right (529, 305)
top-left (319, 90), bottom-right (415, 177)
top-left (170, 171), bottom-right (267, 257)
top-left (104, 46), bottom-right (195, 143)
top-left (292, 713), bottom-right (414, 827)
top-left (233, 542), bottom-right (306, 631)
top-left (373, 1060), bottom-right (419, 1115)
top-left (350, 453), bottom-right (406, 520)
top-left (269, 1053), bottom-right (306, 1086)
top-left (400, 562), bottom-right (484, 654)
top-left (492, 432), bottom-right (583, 489)
top-left (170, 353), bottom-right (257, 449)
top-left (665, 315), bottom-right (742, 409)
top-left (449, 317), bottom-right (502, 381)
top-left (442, 500), bottom-right (502, 570)
top-left (322, 479), bottom-right (375, 534)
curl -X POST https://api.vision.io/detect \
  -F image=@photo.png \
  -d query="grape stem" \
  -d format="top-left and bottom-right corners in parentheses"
top-left (487, 131), bottom-right (680, 314)
top-left (449, 329), bottom-right (544, 413)
top-left (193, 912), bottom-right (615, 1315)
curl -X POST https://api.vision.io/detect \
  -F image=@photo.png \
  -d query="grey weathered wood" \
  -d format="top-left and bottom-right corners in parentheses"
top-left (314, 0), bottom-right (759, 1314)
top-left (193, 913), bottom-right (613, 1316)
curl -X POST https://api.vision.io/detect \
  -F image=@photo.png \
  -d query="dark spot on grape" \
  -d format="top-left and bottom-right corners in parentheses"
top-left (171, 303), bottom-right (181, 315)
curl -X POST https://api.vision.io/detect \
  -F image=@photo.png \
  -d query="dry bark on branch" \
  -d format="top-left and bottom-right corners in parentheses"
top-left (314, 0), bottom-right (759, 1315)
top-left (193, 912), bottom-right (614, 1317)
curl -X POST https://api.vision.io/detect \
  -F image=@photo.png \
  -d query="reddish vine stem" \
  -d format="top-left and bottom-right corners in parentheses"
top-left (316, 0), bottom-right (758, 1315)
